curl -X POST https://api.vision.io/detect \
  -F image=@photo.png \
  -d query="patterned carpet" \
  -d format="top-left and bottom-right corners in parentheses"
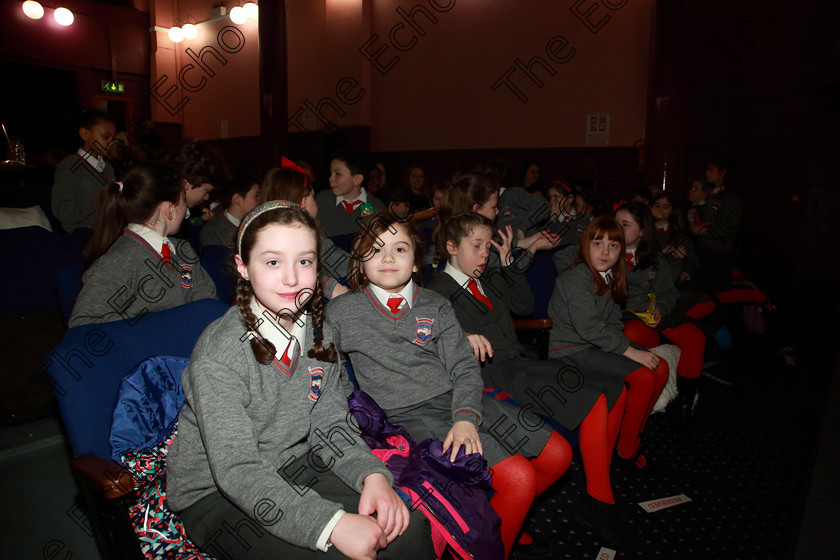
top-left (512, 300), bottom-right (835, 560)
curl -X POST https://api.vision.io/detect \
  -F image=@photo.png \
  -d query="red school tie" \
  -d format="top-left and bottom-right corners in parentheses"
top-left (656, 224), bottom-right (667, 233)
top-left (467, 279), bottom-right (493, 310)
top-left (341, 199), bottom-right (362, 214)
top-left (161, 242), bottom-right (171, 264)
top-left (279, 338), bottom-right (294, 367)
top-left (387, 295), bottom-right (404, 314)
top-left (626, 252), bottom-right (634, 269)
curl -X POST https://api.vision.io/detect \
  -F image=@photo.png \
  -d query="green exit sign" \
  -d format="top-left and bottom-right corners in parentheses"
top-left (100, 81), bottom-right (125, 93)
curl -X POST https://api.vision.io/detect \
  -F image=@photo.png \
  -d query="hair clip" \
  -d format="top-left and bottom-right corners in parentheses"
top-left (612, 200), bottom-right (628, 213)
top-left (116, 181), bottom-right (124, 193)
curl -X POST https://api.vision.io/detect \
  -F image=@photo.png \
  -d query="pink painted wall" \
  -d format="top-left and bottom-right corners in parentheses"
top-left (286, 0), bottom-right (652, 151)
top-left (152, 0), bottom-right (652, 149)
top-left (149, 0), bottom-right (260, 139)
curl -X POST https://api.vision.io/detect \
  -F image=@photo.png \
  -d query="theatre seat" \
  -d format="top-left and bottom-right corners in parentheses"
top-left (41, 299), bottom-right (229, 558)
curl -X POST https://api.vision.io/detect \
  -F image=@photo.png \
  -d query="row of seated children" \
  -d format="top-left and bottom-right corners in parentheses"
top-left (628, 157), bottom-right (745, 294)
top-left (70, 151), bottom-right (740, 557)
top-left (124, 195), bottom-right (571, 559)
top-left (64, 161), bottom-right (656, 551)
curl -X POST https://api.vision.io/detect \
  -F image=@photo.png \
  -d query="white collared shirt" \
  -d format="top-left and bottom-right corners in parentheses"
top-left (441, 262), bottom-right (487, 297)
top-left (224, 210), bottom-right (242, 228)
top-left (335, 187), bottom-right (369, 206)
top-left (249, 298), bottom-right (307, 359)
top-left (368, 280), bottom-right (415, 311)
top-left (126, 223), bottom-right (176, 257)
top-left (77, 148), bottom-right (106, 173)
top-left (626, 246), bottom-right (637, 265)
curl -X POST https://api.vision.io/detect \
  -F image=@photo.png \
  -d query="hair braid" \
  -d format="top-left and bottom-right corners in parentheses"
top-left (236, 276), bottom-right (276, 364)
top-left (307, 279), bottom-right (338, 363)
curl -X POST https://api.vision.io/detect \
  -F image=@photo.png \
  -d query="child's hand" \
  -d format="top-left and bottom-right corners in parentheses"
top-left (623, 346), bottom-right (660, 370)
top-left (443, 421), bottom-right (483, 462)
top-left (490, 225), bottom-right (515, 266)
top-left (466, 333), bottom-right (493, 362)
top-left (358, 473), bottom-right (410, 543)
top-left (330, 512), bottom-right (388, 559)
top-left (520, 230), bottom-right (562, 253)
top-left (649, 307), bottom-right (663, 327)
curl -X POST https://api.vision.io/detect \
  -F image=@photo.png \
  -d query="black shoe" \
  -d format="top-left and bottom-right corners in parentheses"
top-left (513, 533), bottom-right (552, 557)
top-left (670, 377), bottom-right (699, 435)
top-left (572, 494), bottom-right (644, 551)
top-left (616, 449), bottom-right (655, 475)
top-left (666, 395), bottom-right (694, 435)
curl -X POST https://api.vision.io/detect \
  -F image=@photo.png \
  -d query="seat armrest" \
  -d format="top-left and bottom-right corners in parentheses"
top-left (513, 318), bottom-right (553, 330)
top-left (70, 453), bottom-right (136, 500)
top-left (410, 207), bottom-right (436, 222)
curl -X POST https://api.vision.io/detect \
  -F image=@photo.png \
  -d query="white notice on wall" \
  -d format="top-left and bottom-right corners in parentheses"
top-left (585, 113), bottom-right (610, 146)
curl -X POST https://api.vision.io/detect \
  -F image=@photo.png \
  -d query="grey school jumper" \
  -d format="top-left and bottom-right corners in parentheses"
top-left (315, 190), bottom-right (385, 238)
top-left (328, 285), bottom-right (551, 465)
top-left (168, 307), bottom-right (393, 551)
top-left (430, 267), bottom-right (623, 429)
top-left (548, 264), bottom-right (630, 359)
top-left (328, 286), bottom-right (484, 422)
top-left (498, 186), bottom-right (551, 236)
top-left (198, 211), bottom-right (237, 249)
top-left (69, 230), bottom-right (217, 327)
top-left (624, 258), bottom-right (678, 318)
top-left (51, 152), bottom-right (115, 232)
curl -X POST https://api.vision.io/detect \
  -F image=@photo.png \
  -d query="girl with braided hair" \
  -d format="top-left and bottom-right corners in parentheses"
top-left (168, 201), bottom-right (433, 560)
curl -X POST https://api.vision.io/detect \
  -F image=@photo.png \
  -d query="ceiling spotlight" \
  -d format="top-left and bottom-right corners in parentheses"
top-left (182, 23), bottom-right (197, 39)
top-left (244, 2), bottom-right (259, 20)
top-left (22, 1), bottom-right (44, 20)
top-left (230, 5), bottom-right (247, 25)
top-left (54, 6), bottom-right (74, 26)
top-left (168, 26), bottom-right (184, 42)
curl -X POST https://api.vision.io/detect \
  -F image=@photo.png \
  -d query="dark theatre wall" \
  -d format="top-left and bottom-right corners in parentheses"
top-left (0, 0), bottom-right (151, 155)
top-left (647, 0), bottom-right (840, 286)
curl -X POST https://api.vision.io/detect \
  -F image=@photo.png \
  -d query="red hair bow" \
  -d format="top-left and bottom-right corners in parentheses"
top-left (281, 156), bottom-right (307, 185)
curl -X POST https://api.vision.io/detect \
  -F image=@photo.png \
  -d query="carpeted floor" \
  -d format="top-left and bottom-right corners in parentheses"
top-left (1, 288), bottom-right (836, 559)
top-left (512, 295), bottom-right (837, 559)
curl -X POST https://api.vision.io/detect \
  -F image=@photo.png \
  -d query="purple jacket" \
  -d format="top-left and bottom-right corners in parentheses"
top-left (348, 390), bottom-right (504, 560)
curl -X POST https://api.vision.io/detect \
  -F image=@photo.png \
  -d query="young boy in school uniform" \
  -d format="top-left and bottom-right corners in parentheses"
top-left (315, 149), bottom-right (385, 238)
top-left (199, 170), bottom-right (260, 249)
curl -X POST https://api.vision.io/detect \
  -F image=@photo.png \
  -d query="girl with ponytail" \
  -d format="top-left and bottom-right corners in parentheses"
top-left (168, 201), bottom-right (433, 560)
top-left (69, 162), bottom-right (217, 327)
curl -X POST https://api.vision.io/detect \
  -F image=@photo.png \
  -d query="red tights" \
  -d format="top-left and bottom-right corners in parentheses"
top-left (684, 300), bottom-right (716, 320)
top-left (624, 320), bottom-right (705, 379)
top-left (490, 431), bottom-right (571, 557)
top-left (616, 360), bottom-right (668, 460)
top-left (579, 389), bottom-right (627, 504)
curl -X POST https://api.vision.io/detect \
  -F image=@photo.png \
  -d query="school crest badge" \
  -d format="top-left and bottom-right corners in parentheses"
top-left (414, 318), bottom-right (434, 345)
top-left (180, 264), bottom-right (193, 288)
top-left (308, 367), bottom-right (324, 402)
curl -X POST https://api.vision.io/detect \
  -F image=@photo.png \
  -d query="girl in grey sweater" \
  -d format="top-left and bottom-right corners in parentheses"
top-left (69, 163), bottom-right (217, 327)
top-left (330, 214), bottom-right (569, 558)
